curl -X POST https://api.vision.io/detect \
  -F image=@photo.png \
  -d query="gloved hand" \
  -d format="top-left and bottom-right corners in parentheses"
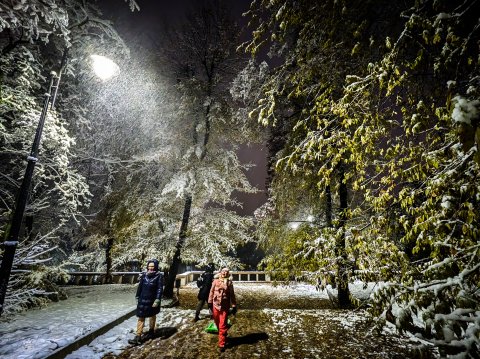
top-left (152, 299), bottom-right (160, 308)
top-left (208, 303), bottom-right (213, 310)
top-left (231, 306), bottom-right (237, 315)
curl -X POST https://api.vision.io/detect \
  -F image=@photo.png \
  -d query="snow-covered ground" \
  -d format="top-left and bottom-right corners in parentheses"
top-left (0, 285), bottom-right (137, 359)
top-left (69, 281), bottom-right (338, 358)
top-left (67, 307), bottom-right (194, 358)
top-left (0, 282), bottom-right (432, 359)
top-left (0, 282), bottom-right (335, 359)
top-left (119, 282), bottom-right (432, 359)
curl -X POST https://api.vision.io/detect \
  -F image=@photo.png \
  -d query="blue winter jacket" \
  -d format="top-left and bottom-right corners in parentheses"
top-left (135, 260), bottom-right (163, 318)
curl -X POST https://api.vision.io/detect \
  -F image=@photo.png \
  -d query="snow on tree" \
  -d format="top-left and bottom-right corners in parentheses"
top-left (0, 0), bottom-right (130, 315)
top-left (243, 0), bottom-right (479, 356)
top-left (149, 0), bottom-right (262, 297)
top-left (62, 45), bottom-right (179, 276)
top-left (65, 2), bottom-right (264, 294)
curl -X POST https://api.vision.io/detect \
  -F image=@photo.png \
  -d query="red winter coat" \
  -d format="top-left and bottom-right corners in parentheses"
top-left (208, 277), bottom-right (236, 310)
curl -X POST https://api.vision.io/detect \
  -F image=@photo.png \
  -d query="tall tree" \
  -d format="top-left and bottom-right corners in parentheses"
top-left (338, 1), bottom-right (480, 356)
top-left (158, 1), bottom-right (260, 297)
top-left (243, 0), bottom-right (479, 355)
top-left (64, 47), bottom-right (178, 274)
top-left (242, 0), bottom-right (403, 307)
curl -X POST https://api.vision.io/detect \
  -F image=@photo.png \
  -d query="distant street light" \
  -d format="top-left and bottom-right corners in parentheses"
top-left (0, 50), bottom-right (119, 317)
top-left (289, 222), bottom-right (300, 230)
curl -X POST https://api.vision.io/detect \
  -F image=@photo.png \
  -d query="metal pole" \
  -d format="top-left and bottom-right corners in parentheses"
top-left (0, 49), bottom-right (68, 316)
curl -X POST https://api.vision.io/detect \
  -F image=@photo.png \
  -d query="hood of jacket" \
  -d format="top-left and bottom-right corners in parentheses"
top-left (146, 259), bottom-right (159, 271)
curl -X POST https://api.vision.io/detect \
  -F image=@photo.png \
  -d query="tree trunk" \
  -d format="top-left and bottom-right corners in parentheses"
top-left (163, 73), bottom-right (213, 297)
top-left (325, 185), bottom-right (332, 227)
top-left (105, 237), bottom-right (113, 284)
top-left (336, 164), bottom-right (351, 308)
top-left (163, 194), bottom-right (192, 298)
top-left (25, 215), bottom-right (34, 243)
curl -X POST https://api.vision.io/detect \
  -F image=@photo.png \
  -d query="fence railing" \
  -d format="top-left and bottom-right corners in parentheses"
top-left (66, 270), bottom-right (271, 286)
top-left (175, 271), bottom-right (271, 286)
top-left (66, 272), bottom-right (141, 285)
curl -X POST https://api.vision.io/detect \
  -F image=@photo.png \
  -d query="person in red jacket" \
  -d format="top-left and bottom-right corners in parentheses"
top-left (208, 267), bottom-right (237, 352)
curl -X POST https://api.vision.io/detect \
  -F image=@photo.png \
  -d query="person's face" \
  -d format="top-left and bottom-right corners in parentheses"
top-left (221, 269), bottom-right (229, 277)
top-left (147, 263), bottom-right (155, 272)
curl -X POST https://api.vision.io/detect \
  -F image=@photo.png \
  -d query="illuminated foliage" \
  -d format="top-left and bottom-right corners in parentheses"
top-left (244, 0), bottom-right (479, 355)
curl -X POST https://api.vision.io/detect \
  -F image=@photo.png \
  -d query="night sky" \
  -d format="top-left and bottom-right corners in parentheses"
top-left (98, 0), bottom-right (268, 216)
top-left (99, 0), bottom-right (253, 47)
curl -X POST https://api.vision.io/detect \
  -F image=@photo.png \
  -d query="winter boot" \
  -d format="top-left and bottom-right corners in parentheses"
top-left (128, 335), bottom-right (142, 345)
top-left (193, 315), bottom-right (200, 322)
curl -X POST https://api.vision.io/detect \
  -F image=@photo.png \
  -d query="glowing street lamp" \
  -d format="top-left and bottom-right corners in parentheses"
top-left (0, 50), bottom-right (119, 316)
top-left (90, 54), bottom-right (120, 81)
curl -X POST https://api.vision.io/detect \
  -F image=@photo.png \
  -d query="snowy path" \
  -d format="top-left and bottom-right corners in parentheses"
top-left (67, 307), bottom-right (196, 358)
top-left (0, 282), bottom-right (339, 359)
top-left (0, 285), bottom-right (137, 359)
top-left (0, 282), bottom-right (431, 359)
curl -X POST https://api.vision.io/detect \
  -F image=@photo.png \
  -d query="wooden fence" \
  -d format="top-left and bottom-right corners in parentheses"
top-left (66, 270), bottom-right (271, 286)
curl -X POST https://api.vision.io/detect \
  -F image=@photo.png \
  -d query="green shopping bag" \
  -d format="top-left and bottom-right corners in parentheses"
top-left (204, 321), bottom-right (219, 333)
top-left (204, 319), bottom-right (233, 334)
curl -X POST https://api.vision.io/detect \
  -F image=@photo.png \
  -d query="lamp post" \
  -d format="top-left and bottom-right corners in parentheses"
top-left (0, 50), bottom-right (119, 316)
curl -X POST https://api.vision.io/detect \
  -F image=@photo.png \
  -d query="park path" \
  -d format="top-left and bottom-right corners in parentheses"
top-left (115, 284), bottom-right (434, 359)
top-left (0, 283), bottom-right (435, 359)
top-left (0, 285), bottom-right (137, 359)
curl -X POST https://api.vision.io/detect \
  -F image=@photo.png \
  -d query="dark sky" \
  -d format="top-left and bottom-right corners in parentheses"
top-left (98, 0), bottom-right (268, 216)
top-left (235, 144), bottom-right (268, 216)
top-left (99, 0), bottom-right (252, 48)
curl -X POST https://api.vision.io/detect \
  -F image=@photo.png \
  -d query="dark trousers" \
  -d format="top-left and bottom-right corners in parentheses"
top-left (195, 299), bottom-right (208, 318)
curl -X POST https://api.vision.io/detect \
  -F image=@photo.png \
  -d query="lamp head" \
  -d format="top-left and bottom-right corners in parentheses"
top-left (90, 54), bottom-right (119, 80)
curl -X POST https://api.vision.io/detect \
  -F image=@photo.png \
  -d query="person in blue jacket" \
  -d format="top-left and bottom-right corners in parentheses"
top-left (128, 259), bottom-right (163, 345)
